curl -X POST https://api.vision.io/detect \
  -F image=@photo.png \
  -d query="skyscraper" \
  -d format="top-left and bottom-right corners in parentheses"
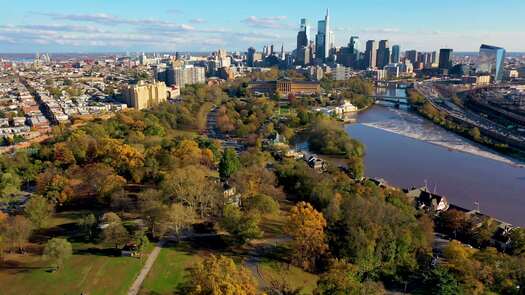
top-left (296, 19), bottom-right (309, 50)
top-left (247, 47), bottom-right (256, 67)
top-left (477, 44), bottom-right (506, 83)
top-left (438, 48), bottom-right (453, 70)
top-left (376, 40), bottom-right (390, 69)
top-left (365, 40), bottom-right (378, 68)
top-left (391, 45), bottom-right (400, 63)
top-left (315, 9), bottom-right (332, 61)
top-left (405, 50), bottom-right (418, 64)
top-left (349, 36), bottom-right (360, 53)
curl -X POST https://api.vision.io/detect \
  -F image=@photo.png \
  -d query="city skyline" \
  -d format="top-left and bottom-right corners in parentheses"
top-left (1, 0), bottom-right (525, 53)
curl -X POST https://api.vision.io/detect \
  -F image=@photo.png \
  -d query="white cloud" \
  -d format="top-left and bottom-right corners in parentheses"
top-left (241, 16), bottom-right (292, 29)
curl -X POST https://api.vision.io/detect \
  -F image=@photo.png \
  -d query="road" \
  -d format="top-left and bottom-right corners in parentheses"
top-left (127, 240), bottom-right (166, 295)
top-left (206, 106), bottom-right (244, 152)
top-left (415, 82), bottom-right (525, 144)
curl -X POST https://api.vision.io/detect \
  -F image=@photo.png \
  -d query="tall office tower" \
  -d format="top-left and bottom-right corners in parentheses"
top-left (270, 44), bottom-right (274, 56)
top-left (365, 40), bottom-right (378, 68)
top-left (421, 52), bottom-right (433, 68)
top-left (297, 18), bottom-right (310, 50)
top-left (376, 40), bottom-right (390, 68)
top-left (247, 47), bottom-right (257, 67)
top-left (438, 48), bottom-right (453, 70)
top-left (349, 36), bottom-right (360, 53)
top-left (477, 44), bottom-right (506, 83)
top-left (391, 45), bottom-right (401, 63)
top-left (431, 51), bottom-right (440, 68)
top-left (405, 50), bottom-right (418, 64)
top-left (296, 46), bottom-right (311, 66)
top-left (315, 9), bottom-right (331, 61)
top-left (280, 44), bottom-right (285, 60)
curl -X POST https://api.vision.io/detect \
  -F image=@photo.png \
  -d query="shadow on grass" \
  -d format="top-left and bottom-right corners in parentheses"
top-left (74, 247), bottom-right (121, 257)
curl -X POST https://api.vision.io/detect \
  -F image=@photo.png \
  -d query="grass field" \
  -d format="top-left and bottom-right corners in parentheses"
top-left (258, 259), bottom-right (319, 294)
top-left (0, 211), bottom-right (152, 295)
top-left (139, 242), bottom-right (202, 295)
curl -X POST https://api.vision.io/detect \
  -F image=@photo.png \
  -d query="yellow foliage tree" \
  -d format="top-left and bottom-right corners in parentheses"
top-left (184, 255), bottom-right (257, 295)
top-left (287, 201), bottom-right (328, 272)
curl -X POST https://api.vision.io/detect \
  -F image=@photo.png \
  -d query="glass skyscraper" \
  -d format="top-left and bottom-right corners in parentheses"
top-left (391, 45), bottom-right (400, 63)
top-left (477, 44), bottom-right (506, 83)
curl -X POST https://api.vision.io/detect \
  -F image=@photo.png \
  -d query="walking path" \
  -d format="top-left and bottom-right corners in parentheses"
top-left (127, 240), bottom-right (166, 295)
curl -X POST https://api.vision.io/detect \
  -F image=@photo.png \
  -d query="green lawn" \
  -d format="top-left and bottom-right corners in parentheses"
top-left (139, 242), bottom-right (201, 295)
top-left (0, 211), bottom-right (152, 295)
top-left (0, 250), bottom-right (147, 295)
top-left (258, 260), bottom-right (319, 294)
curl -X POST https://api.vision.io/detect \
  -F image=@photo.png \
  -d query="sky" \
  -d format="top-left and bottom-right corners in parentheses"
top-left (1, 0), bottom-right (525, 53)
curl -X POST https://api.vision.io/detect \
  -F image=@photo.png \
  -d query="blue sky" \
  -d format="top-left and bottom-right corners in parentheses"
top-left (1, 0), bottom-right (524, 53)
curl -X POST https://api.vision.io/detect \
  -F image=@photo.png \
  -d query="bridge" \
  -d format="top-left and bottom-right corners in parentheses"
top-left (372, 95), bottom-right (409, 105)
top-left (375, 80), bottom-right (415, 89)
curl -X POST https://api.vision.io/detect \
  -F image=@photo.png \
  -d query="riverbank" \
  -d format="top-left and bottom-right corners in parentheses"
top-left (360, 107), bottom-right (525, 168)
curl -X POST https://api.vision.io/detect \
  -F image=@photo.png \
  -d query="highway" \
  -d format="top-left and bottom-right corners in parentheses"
top-left (415, 82), bottom-right (525, 144)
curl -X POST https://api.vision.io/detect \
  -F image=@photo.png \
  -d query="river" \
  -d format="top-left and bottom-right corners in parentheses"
top-left (344, 88), bottom-right (525, 226)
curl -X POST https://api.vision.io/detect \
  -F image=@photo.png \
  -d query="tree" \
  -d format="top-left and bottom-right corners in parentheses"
top-left (3, 215), bottom-right (32, 253)
top-left (219, 148), bottom-right (240, 179)
top-left (135, 233), bottom-right (150, 260)
top-left (24, 196), bottom-right (54, 229)
top-left (43, 238), bottom-right (73, 271)
top-left (469, 127), bottom-right (482, 142)
top-left (162, 165), bottom-right (221, 217)
top-left (509, 228), bottom-right (525, 256)
top-left (438, 210), bottom-right (468, 239)
top-left (220, 204), bottom-right (262, 243)
top-left (424, 266), bottom-right (461, 295)
top-left (166, 203), bottom-right (197, 240)
top-left (0, 171), bottom-right (21, 195)
top-left (80, 213), bottom-right (97, 241)
top-left (245, 194), bottom-right (279, 215)
top-left (315, 259), bottom-right (362, 295)
top-left (182, 255), bottom-right (257, 295)
top-left (102, 221), bottom-right (129, 249)
top-left (286, 202), bottom-right (328, 272)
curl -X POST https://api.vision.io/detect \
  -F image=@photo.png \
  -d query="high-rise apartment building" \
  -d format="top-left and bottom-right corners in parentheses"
top-left (121, 81), bottom-right (167, 110)
top-left (365, 40), bottom-right (378, 68)
top-left (476, 44), bottom-right (506, 83)
top-left (165, 65), bottom-right (205, 88)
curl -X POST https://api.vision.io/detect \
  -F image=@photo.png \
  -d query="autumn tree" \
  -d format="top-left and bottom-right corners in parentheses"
top-left (100, 213), bottom-right (129, 249)
top-left (218, 148), bottom-right (240, 179)
top-left (182, 255), bottom-right (257, 295)
top-left (166, 203), bottom-right (197, 240)
top-left (3, 215), bottom-right (32, 253)
top-left (287, 202), bottom-right (328, 272)
top-left (24, 195), bottom-right (54, 229)
top-left (0, 171), bottom-right (21, 195)
top-left (43, 238), bottom-right (73, 271)
top-left (315, 259), bottom-right (362, 295)
top-left (162, 165), bottom-right (221, 217)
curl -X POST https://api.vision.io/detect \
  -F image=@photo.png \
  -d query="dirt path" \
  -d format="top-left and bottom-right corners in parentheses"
top-left (127, 240), bottom-right (166, 295)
